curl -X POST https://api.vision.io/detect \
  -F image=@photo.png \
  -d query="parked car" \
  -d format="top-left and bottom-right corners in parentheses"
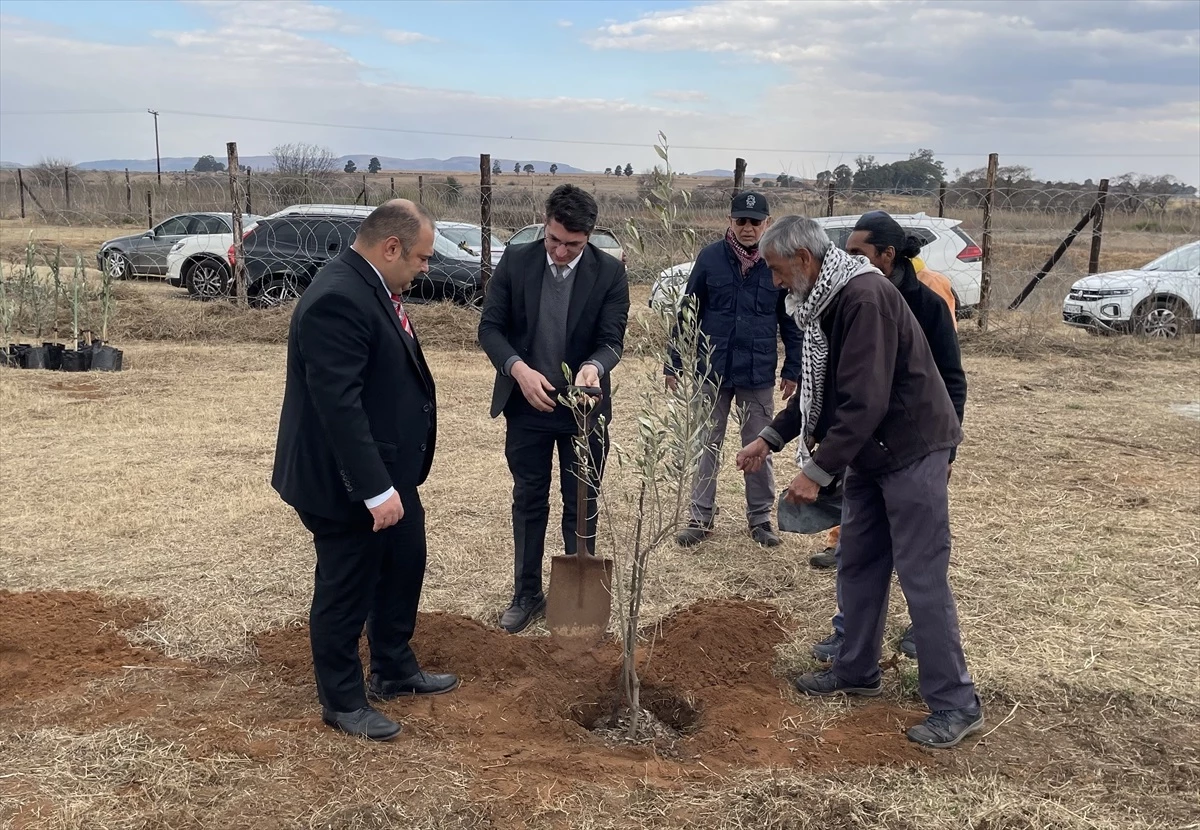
top-left (97, 213), bottom-right (252, 280)
top-left (234, 213), bottom-right (484, 309)
top-left (1062, 240), bottom-right (1199, 338)
top-left (649, 213), bottom-right (983, 313)
top-left (169, 205), bottom-right (374, 298)
top-left (436, 221), bottom-right (506, 266)
top-left (506, 223), bottom-right (627, 263)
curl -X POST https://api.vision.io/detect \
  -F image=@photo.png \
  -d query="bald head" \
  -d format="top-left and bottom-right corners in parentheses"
top-left (353, 199), bottom-right (436, 294)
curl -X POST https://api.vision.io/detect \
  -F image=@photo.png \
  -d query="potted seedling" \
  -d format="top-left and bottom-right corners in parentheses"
top-left (60, 255), bottom-right (88, 372)
top-left (90, 246), bottom-right (122, 371)
top-left (0, 261), bottom-right (13, 368)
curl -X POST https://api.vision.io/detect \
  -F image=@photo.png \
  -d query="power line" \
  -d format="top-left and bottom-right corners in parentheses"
top-left (1, 107), bottom-right (1197, 159)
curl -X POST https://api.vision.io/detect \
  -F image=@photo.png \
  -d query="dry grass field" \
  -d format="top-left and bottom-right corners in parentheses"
top-left (2, 196), bottom-right (1199, 830)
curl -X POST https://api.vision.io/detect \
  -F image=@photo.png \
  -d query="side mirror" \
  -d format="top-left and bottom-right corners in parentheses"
top-left (143, 230), bottom-right (155, 238)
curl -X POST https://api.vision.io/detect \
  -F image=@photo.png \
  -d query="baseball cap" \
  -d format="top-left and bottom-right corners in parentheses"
top-left (731, 191), bottom-right (769, 220)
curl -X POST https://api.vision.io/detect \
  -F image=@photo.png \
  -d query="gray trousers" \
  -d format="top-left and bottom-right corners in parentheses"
top-left (833, 449), bottom-right (977, 712)
top-left (690, 384), bottom-right (776, 527)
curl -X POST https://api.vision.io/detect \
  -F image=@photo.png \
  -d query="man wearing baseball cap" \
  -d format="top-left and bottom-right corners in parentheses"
top-left (668, 190), bottom-right (803, 547)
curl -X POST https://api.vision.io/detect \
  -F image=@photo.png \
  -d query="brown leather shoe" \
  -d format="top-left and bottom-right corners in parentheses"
top-left (321, 706), bottom-right (401, 741)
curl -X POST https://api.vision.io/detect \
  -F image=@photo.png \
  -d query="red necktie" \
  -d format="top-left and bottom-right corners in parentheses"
top-left (389, 293), bottom-right (413, 337)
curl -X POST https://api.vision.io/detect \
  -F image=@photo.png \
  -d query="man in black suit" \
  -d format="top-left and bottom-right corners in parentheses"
top-left (272, 199), bottom-right (458, 741)
top-left (478, 184), bottom-right (630, 634)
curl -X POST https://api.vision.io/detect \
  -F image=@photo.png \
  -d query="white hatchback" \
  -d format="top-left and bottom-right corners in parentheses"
top-left (649, 213), bottom-right (983, 314)
top-left (1062, 240), bottom-right (1199, 338)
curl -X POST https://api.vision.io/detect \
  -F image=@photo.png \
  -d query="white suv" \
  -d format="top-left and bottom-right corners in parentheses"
top-left (167, 205), bottom-right (374, 298)
top-left (1062, 240), bottom-right (1199, 338)
top-left (650, 213), bottom-right (983, 314)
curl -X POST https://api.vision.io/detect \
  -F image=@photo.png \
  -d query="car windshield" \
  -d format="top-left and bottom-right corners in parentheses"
top-left (435, 231), bottom-right (479, 260)
top-left (590, 231), bottom-right (619, 249)
top-left (439, 226), bottom-right (504, 252)
top-left (1143, 244), bottom-right (1200, 272)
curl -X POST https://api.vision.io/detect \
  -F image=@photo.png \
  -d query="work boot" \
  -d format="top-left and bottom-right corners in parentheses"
top-left (906, 701), bottom-right (984, 749)
top-left (809, 547), bottom-right (837, 569)
top-left (793, 668), bottom-right (881, 697)
top-left (676, 521), bottom-right (713, 547)
top-left (750, 522), bottom-right (781, 547)
top-left (811, 632), bottom-right (844, 663)
top-left (898, 624), bottom-right (918, 660)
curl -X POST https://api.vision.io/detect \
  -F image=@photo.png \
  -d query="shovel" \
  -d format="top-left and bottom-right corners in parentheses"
top-left (546, 386), bottom-right (613, 643)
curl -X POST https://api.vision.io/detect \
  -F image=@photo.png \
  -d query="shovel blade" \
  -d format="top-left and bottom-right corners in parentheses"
top-left (546, 553), bottom-right (613, 641)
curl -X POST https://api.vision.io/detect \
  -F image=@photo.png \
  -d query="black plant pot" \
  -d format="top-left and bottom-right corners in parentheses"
top-left (24, 346), bottom-right (47, 370)
top-left (43, 342), bottom-right (65, 371)
top-left (60, 350), bottom-right (87, 372)
top-left (91, 344), bottom-right (123, 372)
top-left (9, 343), bottom-right (31, 368)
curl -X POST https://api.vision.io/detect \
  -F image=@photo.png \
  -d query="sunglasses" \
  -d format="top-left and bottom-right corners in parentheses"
top-left (734, 217), bottom-right (764, 227)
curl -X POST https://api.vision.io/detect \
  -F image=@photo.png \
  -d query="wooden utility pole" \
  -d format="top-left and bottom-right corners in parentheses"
top-left (227, 142), bottom-right (247, 308)
top-left (978, 153), bottom-right (999, 330)
top-left (1088, 179), bottom-right (1109, 275)
top-left (147, 109), bottom-right (162, 185)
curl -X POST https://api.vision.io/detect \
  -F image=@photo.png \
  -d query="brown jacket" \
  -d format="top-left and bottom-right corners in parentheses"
top-left (761, 272), bottom-right (960, 482)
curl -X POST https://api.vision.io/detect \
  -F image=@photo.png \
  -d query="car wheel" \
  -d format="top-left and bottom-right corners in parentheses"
top-left (103, 251), bottom-right (130, 281)
top-left (253, 277), bottom-right (302, 309)
top-left (185, 258), bottom-right (230, 300)
top-left (1133, 297), bottom-right (1192, 339)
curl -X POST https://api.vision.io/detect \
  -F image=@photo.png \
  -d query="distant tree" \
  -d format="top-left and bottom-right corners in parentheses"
top-left (833, 164), bottom-right (853, 191)
top-left (815, 170), bottom-right (832, 187)
top-left (604, 167), bottom-right (613, 175)
top-left (193, 154), bottom-right (226, 173)
top-left (514, 162), bottom-right (521, 174)
top-left (613, 164), bottom-right (623, 177)
top-left (623, 163), bottom-right (633, 177)
top-left (344, 160), bottom-right (357, 173)
top-left (550, 163), bottom-right (558, 175)
top-left (751, 177), bottom-right (761, 185)
top-left (492, 159), bottom-right (502, 175)
top-left (776, 173), bottom-right (793, 188)
top-left (523, 163), bottom-right (535, 175)
top-left (368, 157), bottom-right (382, 174)
top-left (270, 143), bottom-right (337, 177)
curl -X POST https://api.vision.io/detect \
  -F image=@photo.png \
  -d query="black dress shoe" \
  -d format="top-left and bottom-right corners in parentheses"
top-left (321, 706), bottom-right (401, 741)
top-left (499, 594), bottom-right (546, 634)
top-left (368, 670), bottom-right (460, 700)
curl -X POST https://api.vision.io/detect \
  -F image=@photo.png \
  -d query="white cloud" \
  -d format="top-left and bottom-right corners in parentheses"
top-left (182, 0), bottom-right (361, 34)
top-left (652, 89), bottom-right (709, 103)
top-left (556, 19), bottom-right (573, 28)
top-left (382, 30), bottom-right (437, 45)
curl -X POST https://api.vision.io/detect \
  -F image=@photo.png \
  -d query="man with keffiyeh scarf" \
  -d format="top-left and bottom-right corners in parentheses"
top-left (735, 215), bottom-right (984, 750)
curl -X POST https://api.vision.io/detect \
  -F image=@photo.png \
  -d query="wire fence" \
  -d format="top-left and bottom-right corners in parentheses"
top-left (2, 154), bottom-right (1198, 341)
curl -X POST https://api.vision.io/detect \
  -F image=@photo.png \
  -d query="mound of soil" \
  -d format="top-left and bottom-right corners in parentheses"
top-left (0, 590), bottom-right (164, 705)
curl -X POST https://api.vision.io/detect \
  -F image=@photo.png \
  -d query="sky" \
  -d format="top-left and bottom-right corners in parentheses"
top-left (0, 0), bottom-right (1198, 183)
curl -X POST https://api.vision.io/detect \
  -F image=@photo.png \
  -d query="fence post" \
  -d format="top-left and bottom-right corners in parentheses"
top-left (390, 176), bottom-right (395, 199)
top-left (733, 158), bottom-right (746, 194)
top-left (480, 153), bottom-right (493, 295)
top-left (17, 169), bottom-right (25, 218)
top-left (63, 168), bottom-right (70, 211)
top-left (125, 168), bottom-right (132, 217)
top-left (826, 181), bottom-right (835, 217)
top-left (362, 173), bottom-right (368, 205)
top-left (244, 168), bottom-right (252, 214)
top-left (977, 153), bottom-right (999, 331)
top-left (146, 190), bottom-right (153, 228)
top-left (418, 175), bottom-right (424, 204)
top-left (938, 181), bottom-right (946, 218)
top-left (226, 142), bottom-right (247, 307)
top-left (1088, 178), bottom-right (1109, 275)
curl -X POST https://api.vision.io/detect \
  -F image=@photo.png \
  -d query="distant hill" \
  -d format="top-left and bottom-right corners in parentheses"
top-left (63, 155), bottom-right (586, 174)
top-left (693, 169), bottom-right (787, 180)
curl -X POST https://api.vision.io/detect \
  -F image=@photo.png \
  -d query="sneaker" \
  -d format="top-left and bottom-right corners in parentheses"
top-left (898, 624), bottom-right (917, 660)
top-left (809, 547), bottom-right (837, 569)
top-left (676, 521), bottom-right (713, 547)
top-left (498, 595), bottom-right (546, 634)
top-left (794, 668), bottom-right (882, 697)
top-left (906, 704), bottom-right (984, 748)
top-left (811, 632), bottom-right (844, 663)
top-left (750, 522), bottom-right (781, 547)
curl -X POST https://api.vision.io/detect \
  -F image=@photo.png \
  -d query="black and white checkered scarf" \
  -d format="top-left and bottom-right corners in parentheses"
top-left (784, 246), bottom-right (880, 466)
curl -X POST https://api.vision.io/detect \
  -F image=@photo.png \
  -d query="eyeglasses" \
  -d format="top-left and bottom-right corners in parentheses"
top-left (546, 232), bottom-right (587, 252)
top-left (734, 217), bottom-right (763, 227)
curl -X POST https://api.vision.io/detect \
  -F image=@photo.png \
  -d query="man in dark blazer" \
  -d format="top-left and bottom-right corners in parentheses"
top-left (272, 199), bottom-right (458, 741)
top-left (478, 184), bottom-right (630, 634)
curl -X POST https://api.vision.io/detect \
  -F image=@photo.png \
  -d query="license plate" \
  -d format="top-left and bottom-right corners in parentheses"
top-left (1064, 303), bottom-right (1083, 313)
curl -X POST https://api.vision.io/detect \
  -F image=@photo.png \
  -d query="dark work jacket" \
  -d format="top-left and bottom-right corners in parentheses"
top-left (271, 248), bottom-right (436, 521)
top-left (478, 240), bottom-right (630, 422)
top-left (667, 238), bottom-right (803, 389)
top-left (891, 264), bottom-right (966, 462)
top-left (764, 272), bottom-right (960, 481)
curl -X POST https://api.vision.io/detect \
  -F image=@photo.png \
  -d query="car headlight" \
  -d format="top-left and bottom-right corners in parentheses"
top-left (1091, 289), bottom-right (1133, 297)
top-left (170, 241), bottom-right (185, 253)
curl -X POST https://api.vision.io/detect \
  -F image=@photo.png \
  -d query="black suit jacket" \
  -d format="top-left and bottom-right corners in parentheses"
top-left (478, 240), bottom-right (630, 420)
top-left (272, 248), bottom-right (437, 522)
